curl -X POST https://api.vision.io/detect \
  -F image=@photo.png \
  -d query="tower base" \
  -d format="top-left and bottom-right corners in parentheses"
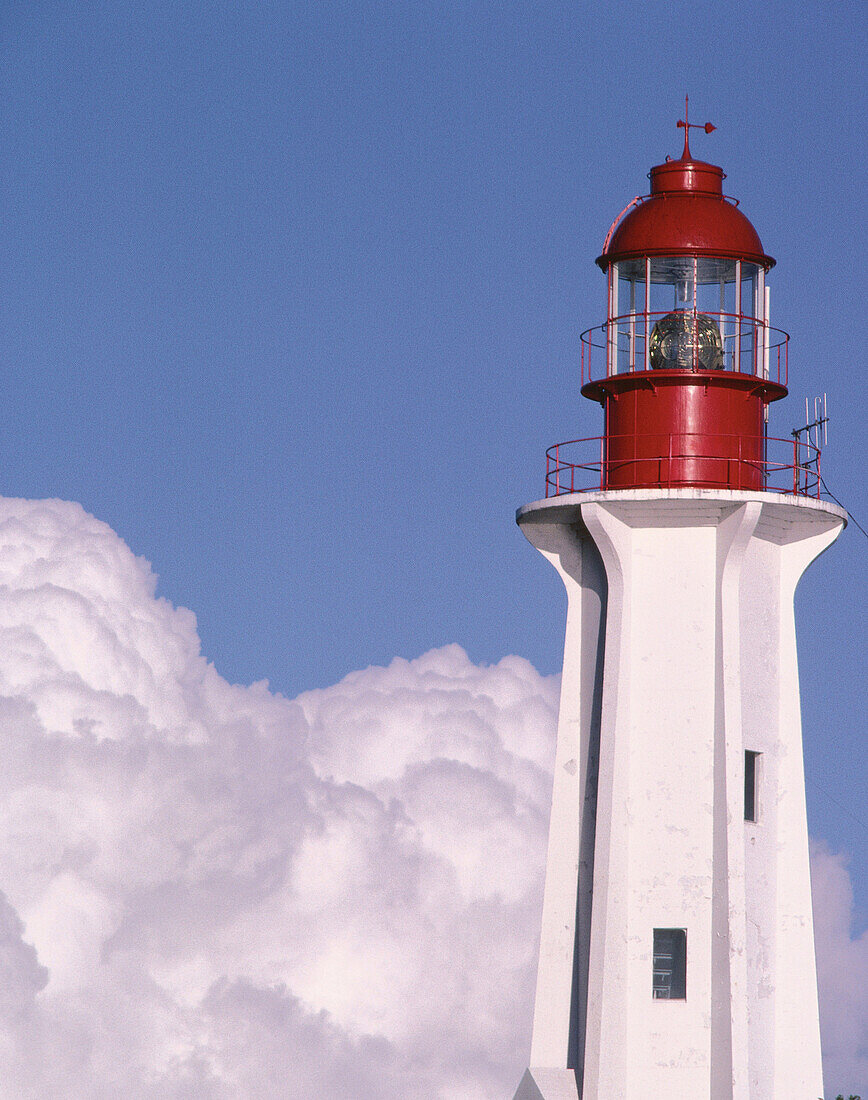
top-left (512, 1068), bottom-right (580, 1100)
top-left (514, 488), bottom-right (846, 1099)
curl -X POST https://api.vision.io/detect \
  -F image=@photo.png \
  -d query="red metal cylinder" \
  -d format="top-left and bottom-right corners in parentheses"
top-left (583, 372), bottom-right (786, 490)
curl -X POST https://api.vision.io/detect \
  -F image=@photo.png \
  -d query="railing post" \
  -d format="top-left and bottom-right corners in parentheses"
top-left (793, 438), bottom-right (798, 495)
top-left (600, 435), bottom-right (605, 491)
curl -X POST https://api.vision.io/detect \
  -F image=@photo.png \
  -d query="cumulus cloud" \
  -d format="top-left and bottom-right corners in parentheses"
top-left (0, 496), bottom-right (861, 1098)
top-left (813, 842), bottom-right (868, 1096)
top-left (0, 498), bottom-right (557, 1098)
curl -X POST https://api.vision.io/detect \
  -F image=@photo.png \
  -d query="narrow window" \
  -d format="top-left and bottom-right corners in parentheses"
top-left (745, 750), bottom-right (760, 822)
top-left (653, 929), bottom-right (687, 1000)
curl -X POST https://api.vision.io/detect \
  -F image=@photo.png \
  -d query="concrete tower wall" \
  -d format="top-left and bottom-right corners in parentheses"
top-left (515, 488), bottom-right (843, 1100)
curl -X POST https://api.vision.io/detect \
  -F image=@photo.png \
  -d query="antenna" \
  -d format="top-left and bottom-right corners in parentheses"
top-left (793, 394), bottom-right (828, 448)
top-left (791, 394), bottom-right (828, 494)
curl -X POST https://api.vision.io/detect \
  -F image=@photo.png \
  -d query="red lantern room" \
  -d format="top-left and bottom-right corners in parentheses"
top-left (551, 110), bottom-right (802, 495)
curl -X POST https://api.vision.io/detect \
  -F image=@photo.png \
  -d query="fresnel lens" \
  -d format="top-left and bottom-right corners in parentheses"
top-left (649, 311), bottom-right (724, 371)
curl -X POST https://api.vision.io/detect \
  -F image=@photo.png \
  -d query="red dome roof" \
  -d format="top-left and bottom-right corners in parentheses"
top-left (597, 155), bottom-right (774, 270)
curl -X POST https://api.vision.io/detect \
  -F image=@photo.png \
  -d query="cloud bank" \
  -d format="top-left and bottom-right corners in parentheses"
top-left (0, 497), bottom-right (862, 1097)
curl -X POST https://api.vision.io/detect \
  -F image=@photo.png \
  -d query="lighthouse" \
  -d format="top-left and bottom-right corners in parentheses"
top-left (513, 115), bottom-right (846, 1099)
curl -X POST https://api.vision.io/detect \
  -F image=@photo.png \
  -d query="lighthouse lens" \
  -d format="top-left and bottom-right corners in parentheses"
top-left (649, 311), bottom-right (723, 371)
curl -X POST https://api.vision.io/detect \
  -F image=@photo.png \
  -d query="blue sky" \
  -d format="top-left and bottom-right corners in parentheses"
top-left (0, 0), bottom-right (864, 924)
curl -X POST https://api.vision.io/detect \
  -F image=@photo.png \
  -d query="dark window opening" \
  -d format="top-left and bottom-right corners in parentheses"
top-left (745, 750), bottom-right (760, 822)
top-left (653, 928), bottom-right (686, 1000)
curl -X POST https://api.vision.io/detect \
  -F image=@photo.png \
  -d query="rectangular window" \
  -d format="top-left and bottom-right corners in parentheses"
top-left (745, 750), bottom-right (760, 822)
top-left (652, 928), bottom-right (687, 1000)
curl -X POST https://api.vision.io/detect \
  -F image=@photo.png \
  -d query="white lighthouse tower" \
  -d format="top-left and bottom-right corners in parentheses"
top-left (513, 116), bottom-right (846, 1100)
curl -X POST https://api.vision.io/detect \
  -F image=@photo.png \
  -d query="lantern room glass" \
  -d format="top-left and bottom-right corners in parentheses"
top-left (608, 257), bottom-right (766, 376)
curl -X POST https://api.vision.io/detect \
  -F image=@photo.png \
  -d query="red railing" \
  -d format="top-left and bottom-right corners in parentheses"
top-left (579, 310), bottom-right (789, 387)
top-left (544, 434), bottom-right (822, 498)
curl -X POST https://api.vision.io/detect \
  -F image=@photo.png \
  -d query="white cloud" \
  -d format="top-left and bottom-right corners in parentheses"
top-left (813, 842), bottom-right (868, 1097)
top-left (0, 496), bottom-right (862, 1098)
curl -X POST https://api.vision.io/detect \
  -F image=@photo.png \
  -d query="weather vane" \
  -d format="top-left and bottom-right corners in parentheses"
top-left (677, 94), bottom-right (716, 159)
